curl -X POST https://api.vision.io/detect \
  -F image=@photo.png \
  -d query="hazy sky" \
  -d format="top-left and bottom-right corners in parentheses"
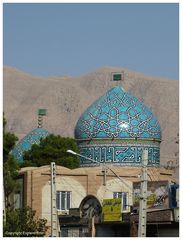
top-left (3, 3), bottom-right (179, 79)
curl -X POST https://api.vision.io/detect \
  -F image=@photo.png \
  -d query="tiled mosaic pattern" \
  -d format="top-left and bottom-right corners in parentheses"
top-left (75, 87), bottom-right (161, 166)
top-left (75, 87), bottom-right (161, 140)
top-left (11, 128), bottom-right (49, 162)
top-left (79, 144), bottom-right (160, 166)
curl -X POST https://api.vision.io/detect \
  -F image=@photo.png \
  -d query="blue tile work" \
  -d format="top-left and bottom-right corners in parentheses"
top-left (11, 128), bottom-right (49, 162)
top-left (79, 143), bottom-right (160, 167)
top-left (75, 87), bottom-right (161, 167)
top-left (75, 87), bottom-right (161, 140)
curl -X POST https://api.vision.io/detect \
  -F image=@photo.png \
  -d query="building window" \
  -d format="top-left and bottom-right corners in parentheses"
top-left (56, 191), bottom-right (71, 210)
top-left (13, 177), bottom-right (23, 209)
top-left (113, 192), bottom-right (128, 211)
top-left (14, 191), bottom-right (22, 209)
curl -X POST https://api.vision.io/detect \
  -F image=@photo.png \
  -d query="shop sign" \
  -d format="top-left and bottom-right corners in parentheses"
top-left (102, 198), bottom-right (122, 222)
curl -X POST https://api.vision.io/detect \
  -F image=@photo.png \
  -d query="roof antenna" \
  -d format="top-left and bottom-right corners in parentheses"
top-left (37, 109), bottom-right (47, 128)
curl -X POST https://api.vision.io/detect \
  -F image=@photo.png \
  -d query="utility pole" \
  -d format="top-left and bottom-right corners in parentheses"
top-left (50, 162), bottom-right (58, 237)
top-left (138, 149), bottom-right (148, 237)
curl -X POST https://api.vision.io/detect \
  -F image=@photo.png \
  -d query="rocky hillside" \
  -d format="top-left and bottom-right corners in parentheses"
top-left (3, 66), bottom-right (179, 169)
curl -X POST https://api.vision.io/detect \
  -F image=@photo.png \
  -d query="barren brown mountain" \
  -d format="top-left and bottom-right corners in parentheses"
top-left (3, 66), bottom-right (179, 173)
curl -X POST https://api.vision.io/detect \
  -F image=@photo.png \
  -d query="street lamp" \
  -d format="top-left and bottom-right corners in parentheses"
top-left (67, 150), bottom-right (77, 155)
top-left (67, 149), bottom-right (100, 165)
top-left (67, 150), bottom-right (132, 190)
top-left (67, 149), bottom-right (106, 184)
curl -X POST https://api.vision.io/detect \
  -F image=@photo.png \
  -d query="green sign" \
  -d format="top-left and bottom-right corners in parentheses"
top-left (102, 198), bottom-right (122, 222)
top-left (38, 109), bottom-right (47, 116)
top-left (113, 73), bottom-right (122, 81)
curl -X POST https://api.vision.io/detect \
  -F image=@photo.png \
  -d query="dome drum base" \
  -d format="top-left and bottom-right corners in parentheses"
top-left (79, 143), bottom-right (160, 167)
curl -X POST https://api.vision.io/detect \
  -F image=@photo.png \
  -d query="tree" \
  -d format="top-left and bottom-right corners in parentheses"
top-left (21, 134), bottom-right (80, 169)
top-left (3, 116), bottom-right (48, 237)
top-left (3, 113), bottom-right (18, 163)
top-left (3, 155), bottom-right (20, 209)
top-left (3, 114), bottom-right (19, 209)
top-left (4, 206), bottom-right (48, 237)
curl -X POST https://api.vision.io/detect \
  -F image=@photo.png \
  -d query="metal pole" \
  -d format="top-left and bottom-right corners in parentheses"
top-left (102, 163), bottom-right (107, 186)
top-left (138, 149), bottom-right (148, 237)
top-left (50, 162), bottom-right (58, 237)
top-left (70, 151), bottom-right (100, 165)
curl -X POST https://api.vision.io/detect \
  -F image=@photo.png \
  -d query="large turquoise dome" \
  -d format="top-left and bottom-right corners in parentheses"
top-left (11, 128), bottom-right (50, 162)
top-left (75, 87), bottom-right (161, 167)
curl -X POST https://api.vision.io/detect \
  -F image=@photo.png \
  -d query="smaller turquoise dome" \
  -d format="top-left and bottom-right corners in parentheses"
top-left (11, 128), bottom-right (49, 162)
